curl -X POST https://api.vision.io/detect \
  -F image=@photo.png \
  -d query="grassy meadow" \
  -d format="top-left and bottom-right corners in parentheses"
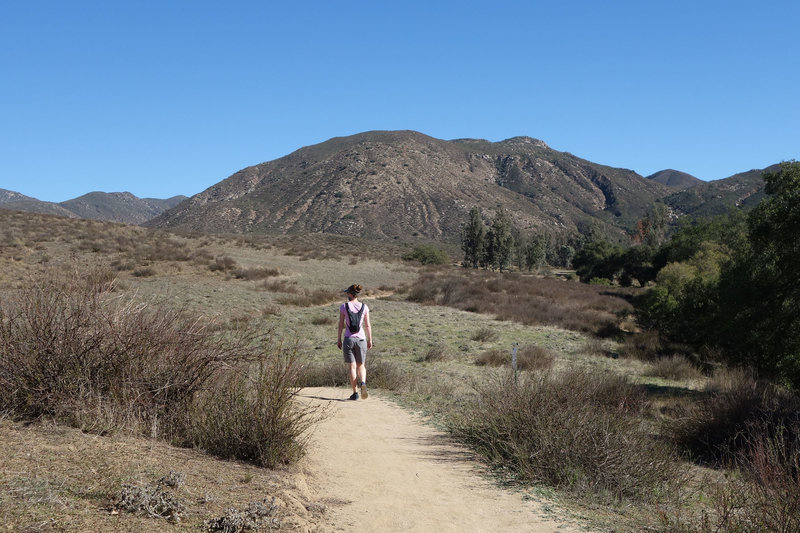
top-left (1, 208), bottom-right (797, 532)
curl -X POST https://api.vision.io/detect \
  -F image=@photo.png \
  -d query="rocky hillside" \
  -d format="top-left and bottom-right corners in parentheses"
top-left (0, 189), bottom-right (186, 224)
top-left (664, 164), bottom-right (777, 218)
top-left (60, 192), bottom-right (186, 224)
top-left (645, 169), bottom-right (703, 189)
top-left (147, 130), bottom-right (671, 242)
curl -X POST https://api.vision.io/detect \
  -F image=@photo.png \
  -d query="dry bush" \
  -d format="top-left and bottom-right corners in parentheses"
top-left (475, 349), bottom-right (507, 367)
top-left (367, 354), bottom-right (407, 391)
top-left (0, 269), bottom-right (253, 439)
top-left (645, 355), bottom-right (703, 381)
top-left (619, 330), bottom-right (663, 360)
top-left (516, 345), bottom-right (555, 371)
top-left (209, 255), bottom-right (239, 273)
top-left (205, 498), bottom-right (280, 532)
top-left (302, 358), bottom-right (349, 387)
top-left (470, 326), bottom-right (499, 342)
top-left (448, 368), bottom-right (678, 502)
top-left (311, 315), bottom-right (335, 326)
top-left (407, 270), bottom-right (633, 336)
top-left (233, 266), bottom-right (280, 281)
top-left (261, 279), bottom-right (299, 293)
top-left (674, 372), bottom-right (800, 466)
top-left (422, 343), bottom-right (451, 362)
top-left (660, 421), bottom-right (800, 533)
top-left (190, 345), bottom-right (324, 468)
top-left (276, 288), bottom-right (338, 307)
top-left (132, 265), bottom-right (157, 277)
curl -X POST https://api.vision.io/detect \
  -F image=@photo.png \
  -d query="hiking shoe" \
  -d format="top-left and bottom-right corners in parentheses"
top-left (360, 382), bottom-right (368, 399)
top-left (349, 392), bottom-right (359, 401)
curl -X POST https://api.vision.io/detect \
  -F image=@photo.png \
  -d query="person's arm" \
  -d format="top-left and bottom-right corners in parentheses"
top-left (364, 309), bottom-right (372, 349)
top-left (337, 306), bottom-right (345, 348)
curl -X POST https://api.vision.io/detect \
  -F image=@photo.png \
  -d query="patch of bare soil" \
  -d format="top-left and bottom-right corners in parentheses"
top-left (0, 419), bottom-right (330, 532)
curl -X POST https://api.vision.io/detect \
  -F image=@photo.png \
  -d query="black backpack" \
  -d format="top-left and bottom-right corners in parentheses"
top-left (345, 302), bottom-right (365, 334)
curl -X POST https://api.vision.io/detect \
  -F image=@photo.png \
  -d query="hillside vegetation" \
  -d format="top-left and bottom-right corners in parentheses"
top-left (2, 204), bottom-right (799, 532)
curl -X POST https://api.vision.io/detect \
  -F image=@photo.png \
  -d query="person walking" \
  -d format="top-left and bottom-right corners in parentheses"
top-left (337, 284), bottom-right (372, 400)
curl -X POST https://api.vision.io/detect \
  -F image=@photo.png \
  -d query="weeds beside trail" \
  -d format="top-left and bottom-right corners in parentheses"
top-left (0, 268), bottom-right (322, 468)
top-left (448, 368), bottom-right (682, 503)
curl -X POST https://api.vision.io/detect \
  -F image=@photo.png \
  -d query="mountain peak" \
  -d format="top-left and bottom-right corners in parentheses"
top-left (499, 136), bottom-right (549, 149)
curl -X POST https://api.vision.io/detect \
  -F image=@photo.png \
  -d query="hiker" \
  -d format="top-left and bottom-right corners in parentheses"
top-left (337, 284), bottom-right (372, 400)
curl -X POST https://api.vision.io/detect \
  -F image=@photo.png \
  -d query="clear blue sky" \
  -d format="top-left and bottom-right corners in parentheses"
top-left (1, 1), bottom-right (798, 202)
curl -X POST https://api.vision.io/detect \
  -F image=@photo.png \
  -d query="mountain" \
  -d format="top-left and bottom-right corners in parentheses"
top-left (664, 164), bottom-right (777, 218)
top-left (60, 192), bottom-right (187, 225)
top-left (147, 130), bottom-right (671, 242)
top-left (645, 169), bottom-right (702, 190)
top-left (0, 189), bottom-right (78, 218)
top-left (0, 188), bottom-right (186, 224)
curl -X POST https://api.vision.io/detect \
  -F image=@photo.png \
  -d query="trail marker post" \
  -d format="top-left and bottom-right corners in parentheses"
top-left (511, 342), bottom-right (519, 384)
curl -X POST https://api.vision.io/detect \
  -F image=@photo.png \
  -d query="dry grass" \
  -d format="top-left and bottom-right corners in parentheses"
top-left (407, 270), bottom-right (634, 336)
top-left (0, 419), bottom-right (329, 532)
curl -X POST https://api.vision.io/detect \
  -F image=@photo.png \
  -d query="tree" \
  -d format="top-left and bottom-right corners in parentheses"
top-left (715, 161), bottom-right (800, 387)
top-left (487, 208), bottom-right (514, 271)
top-left (524, 234), bottom-right (548, 272)
top-left (461, 206), bottom-right (485, 269)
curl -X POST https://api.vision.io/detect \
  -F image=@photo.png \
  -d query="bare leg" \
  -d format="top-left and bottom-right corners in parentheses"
top-left (356, 363), bottom-right (366, 385)
top-left (348, 362), bottom-right (358, 392)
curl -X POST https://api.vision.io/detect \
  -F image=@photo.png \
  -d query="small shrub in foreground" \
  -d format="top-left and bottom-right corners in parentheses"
top-left (449, 368), bottom-right (679, 502)
top-left (190, 346), bottom-right (324, 468)
top-left (0, 270), bottom-right (251, 437)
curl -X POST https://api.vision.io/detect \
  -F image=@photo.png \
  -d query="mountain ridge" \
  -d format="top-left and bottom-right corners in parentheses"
top-left (0, 189), bottom-right (186, 224)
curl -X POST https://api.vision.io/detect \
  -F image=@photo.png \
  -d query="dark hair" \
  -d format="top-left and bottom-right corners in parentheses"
top-left (345, 284), bottom-right (362, 295)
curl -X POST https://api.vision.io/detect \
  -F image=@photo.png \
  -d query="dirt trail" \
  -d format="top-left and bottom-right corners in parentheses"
top-left (298, 387), bottom-right (584, 533)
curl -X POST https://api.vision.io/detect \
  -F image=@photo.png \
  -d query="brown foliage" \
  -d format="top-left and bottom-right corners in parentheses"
top-left (407, 270), bottom-right (633, 336)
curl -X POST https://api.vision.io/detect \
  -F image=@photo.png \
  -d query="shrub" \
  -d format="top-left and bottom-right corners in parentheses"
top-left (674, 370), bottom-right (800, 465)
top-left (209, 255), bottom-right (238, 272)
top-left (449, 368), bottom-right (678, 502)
top-left (516, 345), bottom-right (555, 371)
top-left (406, 270), bottom-right (633, 337)
top-left (190, 345), bottom-right (324, 468)
top-left (233, 266), bottom-right (280, 281)
top-left (401, 244), bottom-right (450, 265)
top-left (422, 343), bottom-right (451, 363)
top-left (302, 358), bottom-right (349, 387)
top-left (367, 354), bottom-right (407, 391)
top-left (619, 330), bottom-right (663, 361)
top-left (311, 315), bottom-right (335, 326)
top-left (276, 288), bottom-right (339, 307)
top-left (475, 349), bottom-right (507, 367)
top-left (0, 269), bottom-right (253, 438)
top-left (132, 266), bottom-right (157, 277)
top-left (645, 355), bottom-right (703, 381)
top-left (471, 326), bottom-right (499, 342)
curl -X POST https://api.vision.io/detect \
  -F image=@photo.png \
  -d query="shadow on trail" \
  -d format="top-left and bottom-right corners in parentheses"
top-left (297, 392), bottom-right (349, 402)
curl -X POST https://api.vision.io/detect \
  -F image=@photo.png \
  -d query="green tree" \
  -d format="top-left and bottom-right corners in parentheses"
top-left (524, 234), bottom-right (548, 272)
top-left (487, 208), bottom-right (514, 271)
top-left (716, 161), bottom-right (800, 387)
top-left (461, 206), bottom-right (486, 269)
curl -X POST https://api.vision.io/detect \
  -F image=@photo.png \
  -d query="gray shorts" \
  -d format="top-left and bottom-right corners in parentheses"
top-left (343, 336), bottom-right (367, 364)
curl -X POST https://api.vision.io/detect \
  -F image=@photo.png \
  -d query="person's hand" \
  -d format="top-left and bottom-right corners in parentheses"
top-left (367, 340), bottom-right (373, 349)
top-left (337, 340), bottom-right (342, 349)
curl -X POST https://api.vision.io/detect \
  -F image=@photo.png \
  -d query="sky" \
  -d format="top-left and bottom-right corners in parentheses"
top-left (1, 1), bottom-right (798, 203)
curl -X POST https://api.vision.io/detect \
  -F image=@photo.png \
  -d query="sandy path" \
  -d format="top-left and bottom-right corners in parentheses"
top-left (298, 387), bottom-right (584, 533)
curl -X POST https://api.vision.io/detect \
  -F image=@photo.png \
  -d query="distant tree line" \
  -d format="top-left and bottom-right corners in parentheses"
top-left (460, 206), bottom-right (577, 272)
